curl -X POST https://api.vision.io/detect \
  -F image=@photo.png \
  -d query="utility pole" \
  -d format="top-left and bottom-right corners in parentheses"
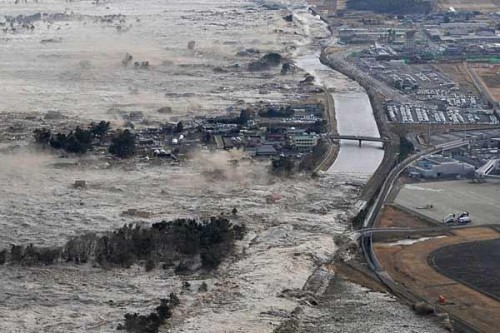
top-left (462, 121), bottom-right (467, 177)
top-left (428, 121), bottom-right (431, 146)
top-left (463, 121), bottom-right (467, 141)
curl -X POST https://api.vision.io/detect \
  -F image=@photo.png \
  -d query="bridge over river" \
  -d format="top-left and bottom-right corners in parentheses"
top-left (328, 134), bottom-right (389, 146)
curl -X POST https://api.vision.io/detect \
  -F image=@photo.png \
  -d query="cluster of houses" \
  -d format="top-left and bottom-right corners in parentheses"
top-left (201, 103), bottom-right (324, 158)
top-left (133, 102), bottom-right (325, 161)
top-left (210, 127), bottom-right (320, 157)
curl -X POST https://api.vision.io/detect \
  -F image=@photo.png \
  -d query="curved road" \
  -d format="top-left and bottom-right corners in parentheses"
top-left (359, 138), bottom-right (492, 333)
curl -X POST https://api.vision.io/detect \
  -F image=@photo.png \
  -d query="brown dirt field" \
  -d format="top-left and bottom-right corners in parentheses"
top-left (375, 227), bottom-right (500, 333)
top-left (377, 204), bottom-right (436, 229)
top-left (472, 66), bottom-right (500, 102)
top-left (434, 63), bottom-right (478, 94)
top-left (438, 0), bottom-right (500, 11)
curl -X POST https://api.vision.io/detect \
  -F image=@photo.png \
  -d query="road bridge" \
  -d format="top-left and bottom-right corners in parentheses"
top-left (328, 134), bottom-right (389, 146)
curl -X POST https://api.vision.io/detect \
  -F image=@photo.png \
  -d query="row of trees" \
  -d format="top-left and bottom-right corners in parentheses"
top-left (34, 121), bottom-right (136, 158)
top-left (259, 106), bottom-right (294, 118)
top-left (3, 217), bottom-right (246, 271)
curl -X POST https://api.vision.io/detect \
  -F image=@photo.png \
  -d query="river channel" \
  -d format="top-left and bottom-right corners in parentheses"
top-left (295, 53), bottom-right (385, 176)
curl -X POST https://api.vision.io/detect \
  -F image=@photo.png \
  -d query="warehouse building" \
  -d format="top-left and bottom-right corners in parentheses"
top-left (411, 155), bottom-right (475, 178)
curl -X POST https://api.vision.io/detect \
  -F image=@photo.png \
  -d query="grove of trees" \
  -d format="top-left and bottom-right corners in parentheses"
top-left (109, 129), bottom-right (136, 158)
top-left (33, 121), bottom-right (111, 154)
top-left (33, 121), bottom-right (138, 158)
top-left (117, 293), bottom-right (180, 333)
top-left (3, 217), bottom-right (246, 271)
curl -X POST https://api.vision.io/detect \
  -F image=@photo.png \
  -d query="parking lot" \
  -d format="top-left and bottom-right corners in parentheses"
top-left (394, 180), bottom-right (500, 225)
top-left (386, 103), bottom-right (498, 124)
top-left (361, 60), bottom-right (499, 125)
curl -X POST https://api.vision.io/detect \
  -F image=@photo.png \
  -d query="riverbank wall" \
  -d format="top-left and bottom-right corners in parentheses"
top-left (319, 50), bottom-right (399, 202)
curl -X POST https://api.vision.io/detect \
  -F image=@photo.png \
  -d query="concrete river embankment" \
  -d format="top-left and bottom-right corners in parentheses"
top-left (295, 53), bottom-right (384, 177)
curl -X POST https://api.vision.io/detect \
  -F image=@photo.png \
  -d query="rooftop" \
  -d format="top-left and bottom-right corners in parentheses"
top-left (425, 155), bottom-right (457, 164)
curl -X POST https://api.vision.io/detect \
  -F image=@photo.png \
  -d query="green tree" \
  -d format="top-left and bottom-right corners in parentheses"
top-left (90, 121), bottom-right (110, 139)
top-left (238, 109), bottom-right (252, 124)
top-left (262, 52), bottom-right (282, 66)
top-left (62, 127), bottom-right (92, 154)
top-left (33, 128), bottom-right (51, 144)
top-left (48, 127), bottom-right (93, 154)
top-left (49, 133), bottom-right (67, 150)
top-left (174, 121), bottom-right (184, 134)
top-left (399, 136), bottom-right (415, 161)
top-left (109, 129), bottom-right (136, 158)
top-left (271, 156), bottom-right (295, 175)
top-left (74, 127), bottom-right (93, 150)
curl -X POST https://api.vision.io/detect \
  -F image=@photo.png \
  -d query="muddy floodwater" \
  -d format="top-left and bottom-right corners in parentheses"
top-left (0, 0), bottom-right (307, 119)
top-left (0, 0), bottom-right (446, 332)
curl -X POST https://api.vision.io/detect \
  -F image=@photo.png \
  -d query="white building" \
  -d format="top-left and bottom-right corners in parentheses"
top-left (289, 134), bottom-right (319, 151)
top-left (412, 155), bottom-right (475, 178)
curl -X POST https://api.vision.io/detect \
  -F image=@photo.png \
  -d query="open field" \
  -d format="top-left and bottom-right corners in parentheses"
top-left (430, 238), bottom-right (500, 301)
top-left (434, 63), bottom-right (478, 94)
top-left (377, 205), bottom-right (437, 229)
top-left (394, 180), bottom-right (500, 225)
top-left (375, 227), bottom-right (500, 333)
top-left (472, 66), bottom-right (500, 102)
top-left (437, 0), bottom-right (500, 11)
